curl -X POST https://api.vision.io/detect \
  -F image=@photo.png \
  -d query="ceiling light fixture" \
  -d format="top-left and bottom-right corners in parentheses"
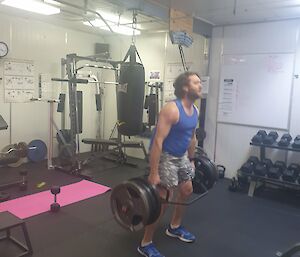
top-left (1, 0), bottom-right (60, 15)
top-left (83, 11), bottom-right (141, 36)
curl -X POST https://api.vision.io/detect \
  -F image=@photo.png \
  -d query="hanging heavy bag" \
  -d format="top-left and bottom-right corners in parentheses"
top-left (117, 45), bottom-right (145, 136)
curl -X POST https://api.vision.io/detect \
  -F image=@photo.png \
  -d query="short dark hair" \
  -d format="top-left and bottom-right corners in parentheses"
top-left (173, 71), bottom-right (200, 98)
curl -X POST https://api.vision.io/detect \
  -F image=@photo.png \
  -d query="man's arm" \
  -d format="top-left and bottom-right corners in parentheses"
top-left (188, 130), bottom-right (197, 161)
top-left (188, 106), bottom-right (199, 161)
top-left (149, 103), bottom-right (179, 185)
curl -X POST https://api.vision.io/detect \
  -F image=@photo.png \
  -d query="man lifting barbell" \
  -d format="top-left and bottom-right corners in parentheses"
top-left (138, 72), bottom-right (202, 257)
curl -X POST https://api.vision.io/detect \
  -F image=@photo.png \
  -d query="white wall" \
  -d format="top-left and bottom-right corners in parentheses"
top-left (0, 12), bottom-right (105, 155)
top-left (206, 20), bottom-right (300, 178)
top-left (0, 11), bottom-right (210, 161)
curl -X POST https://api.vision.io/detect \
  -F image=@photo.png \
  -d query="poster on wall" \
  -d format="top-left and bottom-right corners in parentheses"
top-left (200, 76), bottom-right (210, 96)
top-left (149, 71), bottom-right (161, 81)
top-left (218, 79), bottom-right (237, 115)
top-left (3, 60), bottom-right (35, 103)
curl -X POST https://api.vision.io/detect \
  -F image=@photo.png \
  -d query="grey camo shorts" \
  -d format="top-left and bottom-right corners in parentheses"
top-left (159, 152), bottom-right (195, 188)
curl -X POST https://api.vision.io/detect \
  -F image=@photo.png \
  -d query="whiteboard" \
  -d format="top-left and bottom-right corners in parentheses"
top-left (217, 54), bottom-right (295, 129)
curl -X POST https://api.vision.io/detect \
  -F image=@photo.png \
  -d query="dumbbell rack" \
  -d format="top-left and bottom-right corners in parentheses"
top-left (246, 142), bottom-right (300, 197)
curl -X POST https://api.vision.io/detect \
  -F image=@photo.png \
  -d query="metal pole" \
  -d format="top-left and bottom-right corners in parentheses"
top-left (66, 55), bottom-right (77, 159)
top-left (48, 101), bottom-right (54, 170)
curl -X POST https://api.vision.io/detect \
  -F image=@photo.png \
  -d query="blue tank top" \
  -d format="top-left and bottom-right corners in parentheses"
top-left (150, 99), bottom-right (198, 157)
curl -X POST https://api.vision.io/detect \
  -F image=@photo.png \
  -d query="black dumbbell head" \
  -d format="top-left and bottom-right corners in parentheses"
top-left (292, 137), bottom-right (300, 149)
top-left (263, 136), bottom-right (276, 145)
top-left (274, 161), bottom-right (286, 171)
top-left (267, 166), bottom-right (282, 179)
top-left (254, 162), bottom-right (268, 176)
top-left (268, 131), bottom-right (279, 140)
top-left (263, 159), bottom-right (273, 169)
top-left (19, 182), bottom-right (27, 191)
top-left (257, 130), bottom-right (267, 138)
top-left (281, 133), bottom-right (292, 141)
top-left (252, 134), bottom-right (263, 144)
top-left (248, 156), bottom-right (259, 165)
top-left (282, 165), bottom-right (299, 182)
top-left (51, 186), bottom-right (61, 195)
top-left (288, 163), bottom-right (300, 171)
top-left (50, 202), bottom-right (61, 212)
top-left (241, 162), bottom-right (252, 174)
top-left (20, 170), bottom-right (28, 176)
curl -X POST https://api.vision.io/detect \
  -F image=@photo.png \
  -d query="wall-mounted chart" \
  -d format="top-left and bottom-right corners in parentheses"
top-left (3, 60), bottom-right (35, 103)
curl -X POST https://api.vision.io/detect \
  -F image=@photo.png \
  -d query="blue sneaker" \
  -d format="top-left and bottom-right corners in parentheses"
top-left (166, 225), bottom-right (196, 243)
top-left (137, 243), bottom-right (165, 257)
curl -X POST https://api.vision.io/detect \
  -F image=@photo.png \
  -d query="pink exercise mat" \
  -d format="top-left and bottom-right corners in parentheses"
top-left (0, 180), bottom-right (110, 219)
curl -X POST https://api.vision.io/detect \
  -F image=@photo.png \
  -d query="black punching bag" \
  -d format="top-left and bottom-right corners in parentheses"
top-left (117, 45), bottom-right (145, 136)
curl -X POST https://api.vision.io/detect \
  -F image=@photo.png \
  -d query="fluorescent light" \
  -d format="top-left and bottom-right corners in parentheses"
top-left (2, 0), bottom-right (60, 15)
top-left (84, 19), bottom-right (141, 36)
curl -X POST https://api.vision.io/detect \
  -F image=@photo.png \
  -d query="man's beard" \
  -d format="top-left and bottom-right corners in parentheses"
top-left (187, 90), bottom-right (200, 101)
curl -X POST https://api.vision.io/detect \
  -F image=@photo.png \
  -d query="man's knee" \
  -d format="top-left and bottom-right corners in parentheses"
top-left (179, 181), bottom-right (193, 198)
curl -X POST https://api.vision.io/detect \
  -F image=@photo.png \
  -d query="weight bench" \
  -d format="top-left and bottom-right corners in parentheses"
top-left (0, 211), bottom-right (33, 256)
top-left (82, 138), bottom-right (119, 152)
top-left (82, 138), bottom-right (149, 165)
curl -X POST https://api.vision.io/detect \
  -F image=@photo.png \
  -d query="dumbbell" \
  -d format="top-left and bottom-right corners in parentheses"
top-left (19, 170), bottom-right (28, 191)
top-left (292, 135), bottom-right (300, 149)
top-left (251, 130), bottom-right (267, 144)
top-left (263, 131), bottom-right (278, 145)
top-left (254, 159), bottom-right (273, 177)
top-left (278, 133), bottom-right (292, 147)
top-left (241, 156), bottom-right (259, 174)
top-left (228, 177), bottom-right (239, 192)
top-left (50, 186), bottom-right (61, 212)
top-left (267, 161), bottom-right (286, 179)
top-left (282, 164), bottom-right (300, 183)
top-left (217, 165), bottom-right (226, 179)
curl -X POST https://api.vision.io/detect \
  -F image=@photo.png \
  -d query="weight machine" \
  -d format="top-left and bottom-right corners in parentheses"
top-left (141, 82), bottom-right (163, 138)
top-left (51, 52), bottom-right (148, 177)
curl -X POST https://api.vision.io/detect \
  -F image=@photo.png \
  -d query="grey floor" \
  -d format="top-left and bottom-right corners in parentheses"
top-left (0, 155), bottom-right (299, 257)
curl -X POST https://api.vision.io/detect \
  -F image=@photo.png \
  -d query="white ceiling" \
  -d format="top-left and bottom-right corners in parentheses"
top-left (1, 0), bottom-right (300, 36)
top-left (152, 0), bottom-right (300, 25)
top-left (0, 0), bottom-right (168, 36)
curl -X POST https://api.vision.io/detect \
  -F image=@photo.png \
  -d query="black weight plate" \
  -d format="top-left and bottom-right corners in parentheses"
top-left (130, 178), bottom-right (156, 225)
top-left (133, 177), bottom-right (161, 225)
top-left (110, 180), bottom-right (150, 231)
top-left (198, 156), bottom-right (218, 189)
top-left (194, 156), bottom-right (218, 192)
top-left (128, 179), bottom-right (151, 228)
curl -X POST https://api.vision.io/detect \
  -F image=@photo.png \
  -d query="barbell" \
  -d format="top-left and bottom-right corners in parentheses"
top-left (110, 155), bottom-right (218, 232)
